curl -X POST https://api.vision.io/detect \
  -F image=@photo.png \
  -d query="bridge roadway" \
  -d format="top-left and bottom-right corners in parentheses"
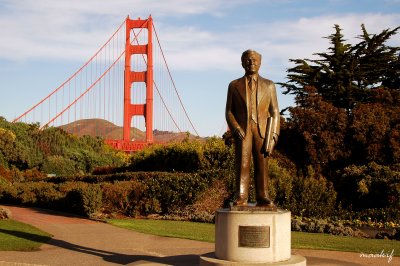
top-left (0, 205), bottom-right (396, 265)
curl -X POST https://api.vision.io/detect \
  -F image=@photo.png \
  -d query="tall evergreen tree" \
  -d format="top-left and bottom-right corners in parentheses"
top-left (279, 24), bottom-right (400, 111)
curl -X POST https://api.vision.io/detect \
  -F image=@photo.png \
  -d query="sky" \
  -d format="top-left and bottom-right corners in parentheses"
top-left (0, 0), bottom-right (399, 137)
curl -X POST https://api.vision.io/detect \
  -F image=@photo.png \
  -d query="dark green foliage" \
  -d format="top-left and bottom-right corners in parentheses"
top-left (63, 183), bottom-right (103, 217)
top-left (279, 24), bottom-right (400, 111)
top-left (0, 181), bottom-right (62, 208)
top-left (292, 174), bottom-right (337, 218)
top-left (0, 118), bottom-right (124, 176)
top-left (41, 156), bottom-right (76, 176)
top-left (268, 160), bottom-right (337, 218)
top-left (140, 171), bottom-right (217, 214)
top-left (276, 25), bottom-right (399, 219)
top-left (130, 137), bottom-right (234, 172)
top-left (101, 181), bottom-right (149, 216)
top-left (130, 142), bottom-right (202, 172)
top-left (337, 163), bottom-right (400, 210)
top-left (25, 182), bottom-right (62, 209)
top-left (0, 182), bottom-right (18, 204)
top-left (0, 170), bottom-right (220, 218)
top-left (203, 137), bottom-right (234, 169)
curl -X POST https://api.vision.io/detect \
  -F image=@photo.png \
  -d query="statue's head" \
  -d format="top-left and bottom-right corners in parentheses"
top-left (241, 49), bottom-right (261, 75)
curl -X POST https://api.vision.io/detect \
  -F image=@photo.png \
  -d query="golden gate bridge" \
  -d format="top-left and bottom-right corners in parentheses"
top-left (13, 15), bottom-right (199, 152)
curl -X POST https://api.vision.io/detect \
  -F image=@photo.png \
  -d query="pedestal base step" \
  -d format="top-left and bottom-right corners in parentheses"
top-left (199, 253), bottom-right (306, 266)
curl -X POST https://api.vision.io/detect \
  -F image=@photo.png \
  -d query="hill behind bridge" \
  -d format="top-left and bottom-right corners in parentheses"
top-left (59, 118), bottom-right (201, 143)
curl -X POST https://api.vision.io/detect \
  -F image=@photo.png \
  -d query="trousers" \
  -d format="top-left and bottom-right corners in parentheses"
top-left (234, 120), bottom-right (269, 201)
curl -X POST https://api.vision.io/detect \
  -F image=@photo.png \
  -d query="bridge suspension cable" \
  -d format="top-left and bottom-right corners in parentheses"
top-left (13, 15), bottom-right (199, 150)
top-left (152, 22), bottom-right (200, 137)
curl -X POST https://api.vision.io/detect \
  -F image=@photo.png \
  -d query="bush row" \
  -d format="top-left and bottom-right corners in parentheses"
top-left (0, 163), bottom-right (337, 220)
top-left (0, 157), bottom-right (349, 221)
top-left (291, 216), bottom-right (368, 238)
top-left (291, 216), bottom-right (400, 240)
top-left (0, 171), bottom-right (220, 217)
top-left (2, 167), bottom-right (399, 240)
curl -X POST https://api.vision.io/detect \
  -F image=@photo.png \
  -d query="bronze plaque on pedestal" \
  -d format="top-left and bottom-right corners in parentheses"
top-left (238, 225), bottom-right (270, 248)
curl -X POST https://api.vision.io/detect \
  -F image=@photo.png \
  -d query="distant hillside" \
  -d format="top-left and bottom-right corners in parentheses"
top-left (59, 119), bottom-right (201, 143)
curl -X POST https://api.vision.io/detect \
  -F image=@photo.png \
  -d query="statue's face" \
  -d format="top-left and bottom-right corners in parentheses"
top-left (242, 52), bottom-right (261, 75)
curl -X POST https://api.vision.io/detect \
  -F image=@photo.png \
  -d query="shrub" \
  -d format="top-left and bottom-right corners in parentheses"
top-left (337, 162), bottom-right (400, 210)
top-left (41, 155), bottom-right (76, 176)
top-left (92, 166), bottom-right (118, 175)
top-left (268, 159), bottom-right (294, 209)
top-left (0, 166), bottom-right (13, 183)
top-left (0, 118), bottom-right (124, 176)
top-left (202, 137), bottom-right (234, 170)
top-left (0, 181), bottom-right (18, 204)
top-left (13, 183), bottom-right (37, 205)
top-left (268, 160), bottom-right (337, 218)
top-left (0, 207), bottom-right (11, 219)
top-left (291, 216), bottom-right (369, 238)
top-left (63, 183), bottom-right (102, 217)
top-left (302, 175), bottom-right (336, 217)
top-left (139, 171), bottom-right (216, 213)
top-left (22, 168), bottom-right (47, 181)
top-left (0, 166), bottom-right (24, 183)
top-left (167, 175), bottom-right (231, 223)
top-left (101, 181), bottom-right (153, 216)
top-left (291, 174), bottom-right (337, 218)
top-left (130, 138), bottom-right (233, 172)
top-left (32, 182), bottom-right (63, 209)
top-left (130, 142), bottom-right (202, 172)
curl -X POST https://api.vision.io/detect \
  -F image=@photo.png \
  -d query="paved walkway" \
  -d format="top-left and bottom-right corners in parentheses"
top-left (0, 205), bottom-right (398, 266)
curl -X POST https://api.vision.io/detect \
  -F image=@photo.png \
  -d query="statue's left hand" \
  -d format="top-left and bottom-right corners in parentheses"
top-left (234, 127), bottom-right (245, 140)
top-left (263, 136), bottom-right (276, 157)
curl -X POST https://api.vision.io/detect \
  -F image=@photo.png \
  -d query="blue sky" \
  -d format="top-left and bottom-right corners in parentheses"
top-left (0, 0), bottom-right (399, 137)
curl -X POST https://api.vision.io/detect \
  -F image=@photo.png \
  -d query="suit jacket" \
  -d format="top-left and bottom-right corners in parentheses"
top-left (226, 74), bottom-right (280, 150)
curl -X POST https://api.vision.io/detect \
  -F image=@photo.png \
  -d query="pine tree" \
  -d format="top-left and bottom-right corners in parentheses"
top-left (279, 24), bottom-right (400, 111)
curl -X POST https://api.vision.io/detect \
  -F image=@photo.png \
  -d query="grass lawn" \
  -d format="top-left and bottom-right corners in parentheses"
top-left (292, 231), bottom-right (399, 256)
top-left (108, 218), bottom-right (400, 256)
top-left (0, 219), bottom-right (52, 251)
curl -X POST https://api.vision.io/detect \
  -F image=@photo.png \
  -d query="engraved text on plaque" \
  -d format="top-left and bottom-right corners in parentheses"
top-left (238, 225), bottom-right (270, 248)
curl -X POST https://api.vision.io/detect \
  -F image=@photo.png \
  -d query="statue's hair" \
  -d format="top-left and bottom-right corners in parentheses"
top-left (241, 49), bottom-right (262, 62)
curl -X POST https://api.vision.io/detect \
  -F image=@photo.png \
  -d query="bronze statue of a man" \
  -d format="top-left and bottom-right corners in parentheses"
top-left (225, 49), bottom-right (280, 207)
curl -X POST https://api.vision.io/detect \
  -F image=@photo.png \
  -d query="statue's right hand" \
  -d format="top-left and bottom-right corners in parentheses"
top-left (234, 127), bottom-right (245, 140)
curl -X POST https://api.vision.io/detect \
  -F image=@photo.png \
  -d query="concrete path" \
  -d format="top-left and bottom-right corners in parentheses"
top-left (0, 205), bottom-right (398, 266)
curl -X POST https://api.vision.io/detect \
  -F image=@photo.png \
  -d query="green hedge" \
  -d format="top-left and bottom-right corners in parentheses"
top-left (0, 159), bottom-right (340, 220)
top-left (129, 137), bottom-right (234, 172)
top-left (0, 171), bottom-right (220, 218)
top-left (1, 165), bottom-right (395, 222)
top-left (337, 162), bottom-right (400, 210)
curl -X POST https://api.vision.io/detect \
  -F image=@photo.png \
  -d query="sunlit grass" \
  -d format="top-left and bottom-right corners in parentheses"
top-left (108, 218), bottom-right (399, 256)
top-left (0, 219), bottom-right (52, 251)
top-left (109, 218), bottom-right (214, 242)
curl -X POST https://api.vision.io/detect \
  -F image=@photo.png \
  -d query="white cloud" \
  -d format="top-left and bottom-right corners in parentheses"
top-left (0, 0), bottom-right (255, 61)
top-left (0, 0), bottom-right (399, 75)
top-left (158, 13), bottom-right (400, 73)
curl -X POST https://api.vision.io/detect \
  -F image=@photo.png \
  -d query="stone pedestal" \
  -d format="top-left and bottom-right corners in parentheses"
top-left (199, 208), bottom-right (306, 266)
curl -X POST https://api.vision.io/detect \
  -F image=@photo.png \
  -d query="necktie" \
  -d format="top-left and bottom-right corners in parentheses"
top-left (249, 77), bottom-right (255, 92)
top-left (249, 76), bottom-right (257, 123)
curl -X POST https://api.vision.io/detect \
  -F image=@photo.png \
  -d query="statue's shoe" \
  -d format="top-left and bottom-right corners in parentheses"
top-left (233, 197), bottom-right (248, 206)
